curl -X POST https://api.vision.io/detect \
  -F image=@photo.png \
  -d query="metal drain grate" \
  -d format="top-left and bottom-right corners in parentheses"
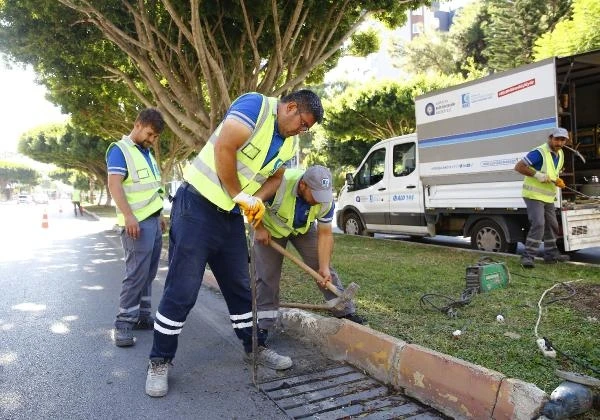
top-left (260, 365), bottom-right (445, 419)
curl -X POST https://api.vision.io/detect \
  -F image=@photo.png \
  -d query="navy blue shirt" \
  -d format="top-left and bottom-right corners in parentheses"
top-left (293, 198), bottom-right (335, 228)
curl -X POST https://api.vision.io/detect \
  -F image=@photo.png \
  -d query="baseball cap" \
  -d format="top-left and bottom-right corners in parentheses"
top-left (302, 165), bottom-right (333, 203)
top-left (550, 127), bottom-right (569, 139)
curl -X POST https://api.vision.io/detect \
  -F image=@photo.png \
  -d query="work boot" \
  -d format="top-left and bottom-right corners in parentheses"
top-left (244, 346), bottom-right (292, 370)
top-left (336, 313), bottom-right (367, 325)
top-left (520, 256), bottom-right (535, 269)
top-left (133, 315), bottom-right (154, 330)
top-left (145, 358), bottom-right (170, 397)
top-left (543, 253), bottom-right (570, 264)
top-left (113, 326), bottom-right (135, 347)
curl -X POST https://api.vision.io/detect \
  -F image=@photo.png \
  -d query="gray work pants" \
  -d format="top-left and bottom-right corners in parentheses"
top-left (522, 198), bottom-right (560, 258)
top-left (115, 216), bottom-right (162, 328)
top-left (252, 224), bottom-right (355, 331)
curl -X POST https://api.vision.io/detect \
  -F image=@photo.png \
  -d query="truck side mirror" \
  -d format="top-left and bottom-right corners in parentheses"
top-left (345, 173), bottom-right (355, 191)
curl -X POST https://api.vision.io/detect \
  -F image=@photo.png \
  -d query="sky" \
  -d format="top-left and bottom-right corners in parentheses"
top-left (0, 61), bottom-right (68, 154)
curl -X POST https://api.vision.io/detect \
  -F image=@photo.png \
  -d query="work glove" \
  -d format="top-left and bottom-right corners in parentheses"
top-left (233, 192), bottom-right (265, 227)
top-left (555, 178), bottom-right (566, 189)
top-left (533, 171), bottom-right (550, 183)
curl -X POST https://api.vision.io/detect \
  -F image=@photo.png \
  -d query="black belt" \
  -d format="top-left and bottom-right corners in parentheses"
top-left (182, 182), bottom-right (233, 214)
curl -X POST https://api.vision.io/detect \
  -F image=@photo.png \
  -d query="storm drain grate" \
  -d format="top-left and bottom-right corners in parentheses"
top-left (260, 365), bottom-right (446, 419)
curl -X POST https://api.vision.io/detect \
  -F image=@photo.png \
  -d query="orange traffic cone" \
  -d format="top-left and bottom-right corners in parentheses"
top-left (41, 211), bottom-right (49, 229)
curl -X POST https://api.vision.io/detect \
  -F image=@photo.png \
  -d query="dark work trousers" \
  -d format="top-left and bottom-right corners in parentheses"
top-left (150, 184), bottom-right (253, 360)
top-left (522, 197), bottom-right (561, 258)
top-left (115, 215), bottom-right (162, 328)
top-left (72, 201), bottom-right (83, 216)
top-left (252, 224), bottom-right (355, 345)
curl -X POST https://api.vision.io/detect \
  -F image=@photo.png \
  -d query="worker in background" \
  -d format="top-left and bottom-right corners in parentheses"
top-left (252, 165), bottom-right (365, 365)
top-left (514, 127), bottom-right (570, 268)
top-left (71, 188), bottom-right (83, 216)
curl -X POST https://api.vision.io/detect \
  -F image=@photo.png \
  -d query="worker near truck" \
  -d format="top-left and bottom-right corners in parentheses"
top-left (514, 127), bottom-right (571, 268)
top-left (145, 90), bottom-right (324, 398)
top-left (252, 165), bottom-right (365, 365)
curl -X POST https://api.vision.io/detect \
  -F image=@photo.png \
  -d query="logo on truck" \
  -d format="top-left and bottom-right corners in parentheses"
top-left (498, 78), bottom-right (535, 97)
top-left (425, 103), bottom-right (435, 116)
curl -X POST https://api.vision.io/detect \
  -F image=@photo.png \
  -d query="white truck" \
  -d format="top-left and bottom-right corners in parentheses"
top-left (336, 50), bottom-right (600, 253)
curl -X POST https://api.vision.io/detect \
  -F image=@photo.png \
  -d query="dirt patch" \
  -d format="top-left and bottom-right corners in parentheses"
top-left (565, 284), bottom-right (600, 319)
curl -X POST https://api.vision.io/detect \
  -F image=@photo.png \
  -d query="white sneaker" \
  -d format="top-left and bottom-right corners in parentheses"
top-left (244, 346), bottom-right (292, 370)
top-left (145, 359), bottom-right (169, 397)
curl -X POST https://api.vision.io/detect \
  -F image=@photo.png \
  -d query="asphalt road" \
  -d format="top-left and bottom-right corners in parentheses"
top-left (0, 200), bottom-right (288, 420)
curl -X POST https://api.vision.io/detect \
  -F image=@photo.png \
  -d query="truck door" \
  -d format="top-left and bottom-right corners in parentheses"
top-left (387, 142), bottom-right (428, 235)
top-left (350, 146), bottom-right (388, 230)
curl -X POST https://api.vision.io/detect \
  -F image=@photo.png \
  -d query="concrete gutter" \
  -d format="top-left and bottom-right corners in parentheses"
top-left (199, 269), bottom-right (548, 419)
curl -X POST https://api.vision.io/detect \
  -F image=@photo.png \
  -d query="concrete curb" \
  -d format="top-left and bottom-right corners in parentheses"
top-left (278, 309), bottom-right (548, 420)
top-left (197, 271), bottom-right (548, 419)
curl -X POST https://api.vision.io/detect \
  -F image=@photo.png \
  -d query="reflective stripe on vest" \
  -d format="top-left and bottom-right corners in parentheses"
top-left (522, 143), bottom-right (563, 203)
top-left (183, 95), bottom-right (298, 210)
top-left (261, 169), bottom-right (333, 238)
top-left (107, 136), bottom-right (164, 225)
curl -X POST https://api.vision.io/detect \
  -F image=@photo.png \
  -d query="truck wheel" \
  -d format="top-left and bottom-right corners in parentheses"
top-left (343, 212), bottom-right (366, 236)
top-left (470, 219), bottom-right (515, 253)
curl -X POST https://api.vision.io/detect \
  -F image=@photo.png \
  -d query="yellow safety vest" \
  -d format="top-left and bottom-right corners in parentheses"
top-left (107, 136), bottom-right (164, 225)
top-left (183, 95), bottom-right (298, 210)
top-left (522, 143), bottom-right (563, 203)
top-left (72, 189), bottom-right (81, 202)
top-left (261, 169), bottom-right (333, 238)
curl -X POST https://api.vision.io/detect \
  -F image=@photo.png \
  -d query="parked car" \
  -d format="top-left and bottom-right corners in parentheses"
top-left (17, 194), bottom-right (33, 204)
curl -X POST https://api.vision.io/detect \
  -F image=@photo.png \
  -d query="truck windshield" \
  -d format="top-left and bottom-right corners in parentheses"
top-left (355, 148), bottom-right (386, 189)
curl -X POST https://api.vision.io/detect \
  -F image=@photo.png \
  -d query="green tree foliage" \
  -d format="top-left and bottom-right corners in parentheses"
top-left (0, 0), bottom-right (425, 151)
top-left (348, 29), bottom-right (381, 57)
top-left (483, 0), bottom-right (571, 72)
top-left (448, 1), bottom-right (490, 73)
top-left (0, 161), bottom-right (40, 191)
top-left (48, 169), bottom-right (75, 185)
top-left (18, 123), bottom-right (110, 202)
top-left (393, 31), bottom-right (456, 75)
top-left (534, 0), bottom-right (600, 59)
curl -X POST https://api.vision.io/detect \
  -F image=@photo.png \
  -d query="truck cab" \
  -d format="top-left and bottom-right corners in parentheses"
top-left (337, 134), bottom-right (428, 238)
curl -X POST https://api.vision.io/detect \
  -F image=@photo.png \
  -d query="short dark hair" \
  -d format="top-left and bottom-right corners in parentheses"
top-left (136, 108), bottom-right (165, 133)
top-left (281, 89), bottom-right (324, 124)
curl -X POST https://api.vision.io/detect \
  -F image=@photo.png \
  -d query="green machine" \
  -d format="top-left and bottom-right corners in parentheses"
top-left (465, 258), bottom-right (510, 292)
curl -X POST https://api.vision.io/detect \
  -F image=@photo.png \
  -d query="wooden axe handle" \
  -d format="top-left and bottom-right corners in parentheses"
top-left (269, 240), bottom-right (341, 297)
top-left (280, 302), bottom-right (331, 310)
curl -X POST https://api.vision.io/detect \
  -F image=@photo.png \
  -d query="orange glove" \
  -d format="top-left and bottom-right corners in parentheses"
top-left (555, 178), bottom-right (566, 189)
top-left (244, 204), bottom-right (265, 227)
top-left (233, 192), bottom-right (265, 227)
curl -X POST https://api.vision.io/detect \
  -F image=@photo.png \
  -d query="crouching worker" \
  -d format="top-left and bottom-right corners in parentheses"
top-left (252, 165), bottom-right (365, 365)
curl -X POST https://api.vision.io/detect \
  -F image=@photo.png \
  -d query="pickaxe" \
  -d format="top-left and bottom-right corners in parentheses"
top-left (563, 145), bottom-right (586, 164)
top-left (268, 240), bottom-right (359, 312)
